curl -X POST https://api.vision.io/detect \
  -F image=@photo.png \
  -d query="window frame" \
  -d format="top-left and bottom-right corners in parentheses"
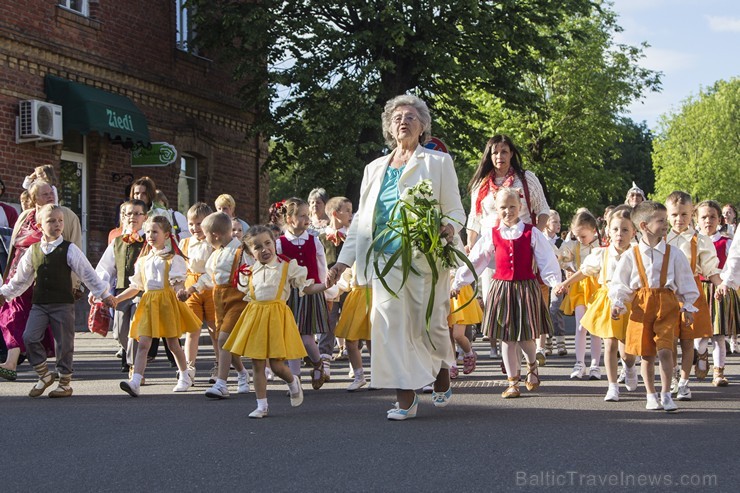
top-left (58, 0), bottom-right (89, 17)
top-left (177, 154), bottom-right (198, 215)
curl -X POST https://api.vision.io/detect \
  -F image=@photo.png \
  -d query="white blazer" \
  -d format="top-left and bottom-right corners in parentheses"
top-left (338, 144), bottom-right (465, 285)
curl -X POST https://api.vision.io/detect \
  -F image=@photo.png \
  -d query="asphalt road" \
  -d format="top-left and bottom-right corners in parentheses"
top-left (2, 327), bottom-right (739, 492)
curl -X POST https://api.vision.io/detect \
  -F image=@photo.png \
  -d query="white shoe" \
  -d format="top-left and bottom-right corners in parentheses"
top-left (624, 365), bottom-right (639, 392)
top-left (347, 367), bottom-right (355, 379)
top-left (249, 407), bottom-right (269, 419)
top-left (120, 379), bottom-right (140, 397)
top-left (387, 396), bottom-right (418, 421)
top-left (676, 384), bottom-right (692, 401)
top-left (588, 366), bottom-right (602, 380)
top-left (617, 366), bottom-right (626, 384)
top-left (604, 386), bottom-right (620, 402)
top-left (237, 372), bottom-right (250, 394)
top-left (670, 366), bottom-right (680, 394)
top-left (570, 362), bottom-right (585, 379)
top-left (205, 383), bottom-right (230, 399)
top-left (265, 367), bottom-right (274, 381)
top-left (289, 377), bottom-right (304, 407)
top-left (661, 393), bottom-right (678, 412)
top-left (347, 377), bottom-right (367, 392)
top-left (535, 348), bottom-right (547, 367)
top-left (645, 393), bottom-right (663, 410)
top-left (172, 372), bottom-right (193, 392)
top-left (187, 366), bottom-right (196, 382)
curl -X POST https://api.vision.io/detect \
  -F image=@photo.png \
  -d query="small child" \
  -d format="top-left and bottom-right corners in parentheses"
top-left (559, 211), bottom-right (603, 379)
top-left (116, 216), bottom-right (202, 397)
top-left (609, 201), bottom-right (700, 412)
top-left (223, 226), bottom-right (318, 418)
top-left (176, 203), bottom-right (216, 383)
top-left (231, 217), bottom-right (244, 241)
top-left (335, 263), bottom-right (372, 391)
top-left (695, 200), bottom-right (738, 385)
top-left (665, 191), bottom-right (721, 399)
top-left (215, 193), bottom-right (250, 236)
top-left (453, 188), bottom-right (561, 399)
top-left (277, 198), bottom-right (331, 390)
top-left (95, 199), bottom-right (148, 374)
top-left (201, 212), bottom-right (251, 398)
top-left (556, 206), bottom-right (639, 402)
top-left (541, 209), bottom-right (567, 357)
top-left (23, 165), bottom-right (58, 205)
top-left (447, 277), bottom-right (482, 379)
top-left (0, 204), bottom-right (116, 397)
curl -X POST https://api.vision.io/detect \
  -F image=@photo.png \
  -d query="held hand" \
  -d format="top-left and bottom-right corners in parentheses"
top-left (304, 283), bottom-right (326, 295)
top-left (439, 223), bottom-right (455, 241)
top-left (554, 283), bottom-right (567, 296)
top-left (326, 263), bottom-right (349, 288)
top-left (715, 284), bottom-right (728, 300)
top-left (176, 288), bottom-right (190, 302)
top-left (610, 307), bottom-right (622, 320)
top-left (464, 244), bottom-right (471, 255)
top-left (102, 295), bottom-right (117, 309)
top-left (683, 311), bottom-right (694, 327)
top-left (73, 288), bottom-right (85, 301)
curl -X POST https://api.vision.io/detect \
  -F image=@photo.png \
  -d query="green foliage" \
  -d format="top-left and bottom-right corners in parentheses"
top-left (652, 78), bottom-right (740, 204)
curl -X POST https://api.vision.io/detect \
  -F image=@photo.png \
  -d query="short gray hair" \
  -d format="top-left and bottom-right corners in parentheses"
top-left (381, 94), bottom-right (432, 149)
top-left (308, 188), bottom-right (328, 204)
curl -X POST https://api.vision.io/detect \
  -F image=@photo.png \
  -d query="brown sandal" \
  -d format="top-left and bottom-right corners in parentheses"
top-left (526, 362), bottom-right (540, 391)
top-left (309, 359), bottom-right (326, 390)
top-left (695, 350), bottom-right (709, 381)
top-left (501, 377), bottom-right (521, 398)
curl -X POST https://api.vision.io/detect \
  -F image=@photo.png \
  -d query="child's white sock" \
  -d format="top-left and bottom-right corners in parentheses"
top-left (238, 368), bottom-right (249, 378)
top-left (354, 368), bottom-right (364, 379)
top-left (465, 350), bottom-right (475, 357)
top-left (608, 382), bottom-right (619, 391)
top-left (256, 398), bottom-right (268, 411)
top-left (216, 378), bottom-right (227, 388)
top-left (678, 378), bottom-right (689, 387)
top-left (131, 373), bottom-right (143, 386)
top-left (694, 337), bottom-right (709, 354)
top-left (287, 375), bottom-right (300, 393)
top-left (712, 336), bottom-right (726, 367)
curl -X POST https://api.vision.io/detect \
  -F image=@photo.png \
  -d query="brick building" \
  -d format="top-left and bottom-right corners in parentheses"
top-left (0, 0), bottom-right (267, 264)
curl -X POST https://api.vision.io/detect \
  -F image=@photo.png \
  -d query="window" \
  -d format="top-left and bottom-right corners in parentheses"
top-left (177, 154), bottom-right (197, 214)
top-left (58, 0), bottom-right (89, 16)
top-left (176, 0), bottom-right (195, 52)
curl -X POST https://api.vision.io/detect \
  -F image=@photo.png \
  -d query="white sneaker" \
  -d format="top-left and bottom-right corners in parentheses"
top-left (120, 379), bottom-right (140, 397)
top-left (670, 366), bottom-right (680, 394)
top-left (588, 366), bottom-right (602, 380)
top-left (624, 365), bottom-right (639, 392)
top-left (205, 383), bottom-right (230, 399)
top-left (265, 367), bottom-right (274, 381)
top-left (172, 372), bottom-right (193, 392)
top-left (237, 372), bottom-right (250, 394)
top-left (645, 393), bottom-right (662, 410)
top-left (289, 377), bottom-right (304, 407)
top-left (535, 348), bottom-right (547, 367)
top-left (570, 362), bottom-right (585, 379)
top-left (187, 366), bottom-right (196, 382)
top-left (661, 393), bottom-right (678, 412)
top-left (676, 384), bottom-right (692, 401)
top-left (249, 407), bottom-right (269, 419)
top-left (604, 386), bottom-right (620, 402)
top-left (347, 376), bottom-right (367, 392)
top-left (617, 366), bottom-right (626, 384)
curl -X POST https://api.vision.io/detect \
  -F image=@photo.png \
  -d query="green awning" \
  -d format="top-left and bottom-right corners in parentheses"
top-left (44, 75), bottom-right (150, 145)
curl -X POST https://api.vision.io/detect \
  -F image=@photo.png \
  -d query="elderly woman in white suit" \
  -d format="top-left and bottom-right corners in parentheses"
top-left (327, 95), bottom-right (465, 420)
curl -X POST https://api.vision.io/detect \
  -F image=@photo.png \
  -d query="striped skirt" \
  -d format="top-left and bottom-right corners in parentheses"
top-left (484, 278), bottom-right (553, 341)
top-left (703, 281), bottom-right (740, 337)
top-left (287, 288), bottom-right (329, 335)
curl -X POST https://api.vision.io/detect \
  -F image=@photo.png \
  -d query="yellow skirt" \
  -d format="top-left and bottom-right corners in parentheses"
top-left (448, 284), bottom-right (483, 326)
top-left (335, 286), bottom-right (372, 341)
top-left (129, 288), bottom-right (202, 340)
top-left (223, 300), bottom-right (307, 360)
top-left (580, 287), bottom-right (629, 340)
top-left (560, 275), bottom-right (599, 315)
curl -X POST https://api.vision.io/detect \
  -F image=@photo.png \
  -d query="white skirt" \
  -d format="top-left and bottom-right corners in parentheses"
top-left (369, 255), bottom-right (454, 389)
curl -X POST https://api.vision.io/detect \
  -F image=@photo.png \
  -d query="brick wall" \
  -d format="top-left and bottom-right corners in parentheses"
top-left (0, 0), bottom-right (266, 264)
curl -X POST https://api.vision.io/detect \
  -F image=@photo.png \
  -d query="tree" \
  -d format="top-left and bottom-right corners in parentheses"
top-left (188, 0), bottom-right (597, 203)
top-left (652, 78), bottom-right (740, 204)
top-left (602, 118), bottom-right (655, 206)
top-left (442, 6), bottom-right (660, 220)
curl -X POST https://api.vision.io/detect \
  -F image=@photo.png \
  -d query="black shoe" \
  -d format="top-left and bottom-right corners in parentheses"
top-left (120, 351), bottom-right (129, 372)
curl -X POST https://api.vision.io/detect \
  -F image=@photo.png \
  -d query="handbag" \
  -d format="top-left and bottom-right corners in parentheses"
top-left (88, 301), bottom-right (112, 337)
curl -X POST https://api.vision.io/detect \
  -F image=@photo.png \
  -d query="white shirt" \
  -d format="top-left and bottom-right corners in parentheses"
top-left (276, 230), bottom-right (328, 283)
top-left (178, 235), bottom-right (214, 292)
top-left (0, 235), bottom-right (109, 300)
top-left (665, 226), bottom-right (721, 278)
top-left (580, 245), bottom-right (626, 286)
top-left (128, 245), bottom-right (187, 291)
top-left (202, 237), bottom-right (245, 288)
top-left (237, 258), bottom-right (312, 302)
top-left (608, 239), bottom-right (699, 312)
top-left (453, 220), bottom-right (561, 290)
top-left (720, 237), bottom-right (740, 289)
top-left (95, 228), bottom-right (145, 288)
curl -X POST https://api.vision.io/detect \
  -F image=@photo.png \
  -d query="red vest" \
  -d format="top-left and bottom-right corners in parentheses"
top-left (279, 234), bottom-right (320, 283)
top-left (714, 236), bottom-right (729, 269)
top-left (492, 223), bottom-right (536, 281)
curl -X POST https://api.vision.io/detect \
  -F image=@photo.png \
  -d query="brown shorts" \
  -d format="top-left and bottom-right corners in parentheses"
top-left (625, 288), bottom-right (680, 357)
top-left (213, 284), bottom-right (247, 334)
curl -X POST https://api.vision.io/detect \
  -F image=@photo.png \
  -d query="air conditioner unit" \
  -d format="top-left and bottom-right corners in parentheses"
top-left (18, 100), bottom-right (63, 141)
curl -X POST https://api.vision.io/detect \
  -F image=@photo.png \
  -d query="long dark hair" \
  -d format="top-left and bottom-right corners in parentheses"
top-left (468, 134), bottom-right (525, 193)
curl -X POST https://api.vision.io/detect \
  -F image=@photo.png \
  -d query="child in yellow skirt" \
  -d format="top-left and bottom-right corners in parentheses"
top-left (558, 211), bottom-right (602, 380)
top-left (224, 225), bottom-right (325, 418)
top-left (116, 216), bottom-right (202, 397)
top-left (176, 202), bottom-right (216, 383)
top-left (556, 207), bottom-right (639, 401)
top-left (447, 278), bottom-right (483, 379)
top-left (335, 263), bottom-right (372, 391)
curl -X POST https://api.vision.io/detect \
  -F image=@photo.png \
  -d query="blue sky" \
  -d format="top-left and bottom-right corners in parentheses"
top-left (611, 0), bottom-right (740, 130)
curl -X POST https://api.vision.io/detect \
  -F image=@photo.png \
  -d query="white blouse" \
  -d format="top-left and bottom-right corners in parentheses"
top-left (665, 226), bottom-right (720, 278)
top-left (201, 237), bottom-right (245, 288)
top-left (579, 245), bottom-right (627, 286)
top-left (720, 237), bottom-right (740, 289)
top-left (237, 258), bottom-right (313, 302)
top-left (128, 245), bottom-right (187, 292)
top-left (178, 235), bottom-right (214, 292)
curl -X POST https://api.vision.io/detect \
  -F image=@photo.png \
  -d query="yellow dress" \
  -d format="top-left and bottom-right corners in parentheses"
top-left (335, 286), bottom-right (372, 341)
top-left (448, 284), bottom-right (483, 326)
top-left (223, 261), bottom-right (307, 360)
top-left (560, 247), bottom-right (599, 315)
top-left (129, 257), bottom-right (202, 340)
top-left (580, 250), bottom-right (629, 340)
